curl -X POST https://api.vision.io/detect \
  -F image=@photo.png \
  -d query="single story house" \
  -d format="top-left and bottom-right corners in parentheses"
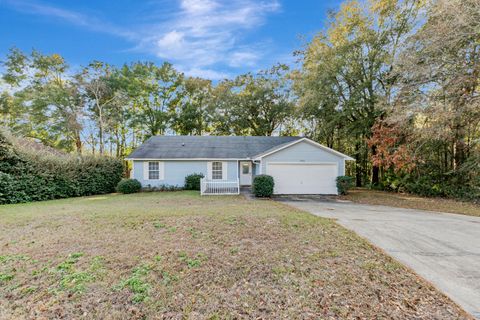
top-left (125, 136), bottom-right (354, 195)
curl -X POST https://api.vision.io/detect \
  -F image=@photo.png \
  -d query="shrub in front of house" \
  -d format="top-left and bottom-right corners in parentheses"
top-left (252, 175), bottom-right (275, 197)
top-left (0, 130), bottom-right (124, 204)
top-left (116, 179), bottom-right (142, 194)
top-left (184, 173), bottom-right (205, 190)
top-left (336, 176), bottom-right (354, 195)
top-left (142, 184), bottom-right (183, 192)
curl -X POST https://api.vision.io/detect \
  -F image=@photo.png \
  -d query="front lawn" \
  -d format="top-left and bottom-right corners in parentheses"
top-left (341, 189), bottom-right (480, 217)
top-left (0, 192), bottom-right (468, 319)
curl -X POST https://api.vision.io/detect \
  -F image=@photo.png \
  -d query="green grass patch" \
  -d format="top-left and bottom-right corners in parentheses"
top-left (0, 272), bottom-right (15, 284)
top-left (178, 252), bottom-right (206, 269)
top-left (116, 264), bottom-right (152, 304)
top-left (54, 253), bottom-right (104, 294)
top-left (153, 221), bottom-right (166, 229)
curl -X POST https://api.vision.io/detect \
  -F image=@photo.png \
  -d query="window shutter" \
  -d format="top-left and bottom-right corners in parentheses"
top-left (143, 162), bottom-right (149, 180)
top-left (207, 162), bottom-right (212, 180)
top-left (222, 162), bottom-right (228, 180)
top-left (159, 162), bottom-right (165, 180)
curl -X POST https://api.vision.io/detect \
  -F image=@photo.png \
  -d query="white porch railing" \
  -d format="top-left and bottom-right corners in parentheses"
top-left (200, 178), bottom-right (240, 195)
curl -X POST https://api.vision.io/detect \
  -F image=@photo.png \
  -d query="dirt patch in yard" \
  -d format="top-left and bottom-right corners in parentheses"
top-left (0, 192), bottom-right (472, 319)
top-left (341, 189), bottom-right (480, 217)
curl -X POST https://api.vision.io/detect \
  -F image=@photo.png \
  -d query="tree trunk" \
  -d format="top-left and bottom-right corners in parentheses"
top-left (453, 126), bottom-right (466, 170)
top-left (98, 126), bottom-right (104, 154)
top-left (355, 142), bottom-right (362, 187)
top-left (326, 133), bottom-right (334, 148)
top-left (115, 128), bottom-right (120, 158)
top-left (90, 133), bottom-right (96, 155)
top-left (372, 165), bottom-right (380, 186)
top-left (371, 144), bottom-right (380, 186)
top-left (98, 105), bottom-right (104, 155)
top-left (74, 130), bottom-right (82, 154)
top-left (121, 127), bottom-right (126, 158)
top-left (443, 144), bottom-right (448, 172)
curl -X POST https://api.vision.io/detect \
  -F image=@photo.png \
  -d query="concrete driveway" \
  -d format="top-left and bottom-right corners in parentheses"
top-left (277, 196), bottom-right (480, 319)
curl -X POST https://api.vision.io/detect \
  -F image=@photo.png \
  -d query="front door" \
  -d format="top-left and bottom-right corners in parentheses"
top-left (239, 161), bottom-right (252, 186)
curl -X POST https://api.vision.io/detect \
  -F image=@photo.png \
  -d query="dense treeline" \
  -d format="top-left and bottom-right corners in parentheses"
top-left (294, 0), bottom-right (479, 200)
top-left (0, 55), bottom-right (293, 156)
top-left (0, 0), bottom-right (479, 201)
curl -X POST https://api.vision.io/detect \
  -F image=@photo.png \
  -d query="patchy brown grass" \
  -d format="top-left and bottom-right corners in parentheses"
top-left (0, 192), bottom-right (470, 319)
top-left (341, 189), bottom-right (480, 217)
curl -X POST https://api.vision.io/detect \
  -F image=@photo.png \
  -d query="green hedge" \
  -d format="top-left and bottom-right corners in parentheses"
top-left (377, 165), bottom-right (480, 202)
top-left (0, 132), bottom-right (123, 204)
top-left (252, 175), bottom-right (274, 197)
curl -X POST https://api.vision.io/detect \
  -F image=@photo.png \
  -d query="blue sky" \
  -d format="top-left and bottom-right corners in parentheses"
top-left (1, 0), bottom-right (341, 80)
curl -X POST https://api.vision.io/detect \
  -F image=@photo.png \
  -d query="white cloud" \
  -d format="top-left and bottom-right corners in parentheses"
top-left (143, 0), bottom-right (281, 76)
top-left (180, 0), bottom-right (219, 15)
top-left (3, 0), bottom-right (282, 79)
top-left (155, 31), bottom-right (186, 56)
top-left (2, 0), bottom-right (135, 39)
top-left (228, 51), bottom-right (260, 68)
top-left (179, 67), bottom-right (230, 80)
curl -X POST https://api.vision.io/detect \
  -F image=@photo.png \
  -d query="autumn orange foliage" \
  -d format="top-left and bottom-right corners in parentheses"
top-left (368, 121), bottom-right (417, 173)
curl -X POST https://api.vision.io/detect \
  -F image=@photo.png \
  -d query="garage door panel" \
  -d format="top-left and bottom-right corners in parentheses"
top-left (267, 163), bottom-right (337, 195)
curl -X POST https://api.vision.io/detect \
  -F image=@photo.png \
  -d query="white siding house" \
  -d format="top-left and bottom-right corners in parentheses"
top-left (125, 136), bottom-right (354, 195)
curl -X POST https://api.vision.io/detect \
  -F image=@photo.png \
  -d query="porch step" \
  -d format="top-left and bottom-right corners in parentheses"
top-left (240, 186), bottom-right (252, 193)
top-left (240, 186), bottom-right (256, 200)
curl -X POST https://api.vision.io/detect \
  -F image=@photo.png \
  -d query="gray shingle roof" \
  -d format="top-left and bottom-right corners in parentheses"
top-left (126, 136), bottom-right (302, 159)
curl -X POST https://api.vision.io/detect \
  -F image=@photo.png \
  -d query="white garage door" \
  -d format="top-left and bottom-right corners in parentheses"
top-left (267, 162), bottom-right (338, 195)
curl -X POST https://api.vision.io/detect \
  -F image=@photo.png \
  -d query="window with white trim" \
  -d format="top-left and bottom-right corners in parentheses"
top-left (148, 161), bottom-right (160, 180)
top-left (211, 161), bottom-right (223, 180)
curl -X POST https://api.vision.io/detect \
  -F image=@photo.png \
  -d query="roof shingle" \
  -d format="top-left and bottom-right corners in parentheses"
top-left (126, 136), bottom-right (301, 159)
